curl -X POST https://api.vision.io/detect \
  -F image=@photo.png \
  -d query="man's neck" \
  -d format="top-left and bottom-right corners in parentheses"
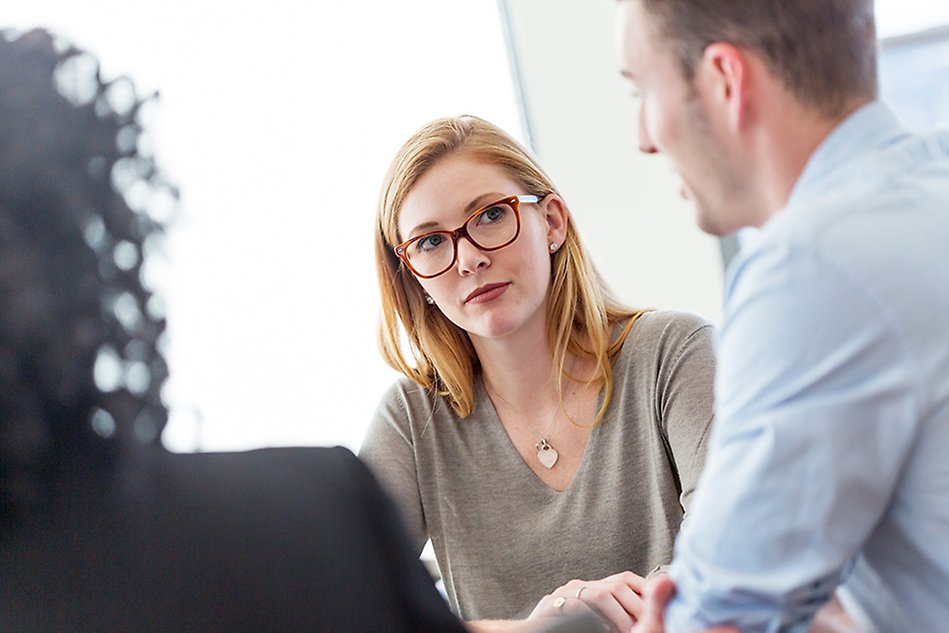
top-left (753, 95), bottom-right (872, 223)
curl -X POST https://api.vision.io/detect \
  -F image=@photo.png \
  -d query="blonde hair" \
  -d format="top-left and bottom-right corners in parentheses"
top-left (375, 115), bottom-right (647, 422)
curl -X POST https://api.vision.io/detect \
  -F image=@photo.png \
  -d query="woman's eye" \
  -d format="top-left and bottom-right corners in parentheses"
top-left (476, 205), bottom-right (505, 224)
top-left (416, 234), bottom-right (446, 252)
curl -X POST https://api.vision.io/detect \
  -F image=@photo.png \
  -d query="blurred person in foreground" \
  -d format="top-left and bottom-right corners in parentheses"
top-left (0, 28), bottom-right (468, 633)
top-left (606, 0), bottom-right (949, 631)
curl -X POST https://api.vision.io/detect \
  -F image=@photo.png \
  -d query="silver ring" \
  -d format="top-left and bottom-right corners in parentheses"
top-left (552, 596), bottom-right (567, 611)
top-left (575, 586), bottom-right (586, 600)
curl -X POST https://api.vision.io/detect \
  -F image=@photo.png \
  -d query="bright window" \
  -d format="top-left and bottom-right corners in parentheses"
top-left (877, 0), bottom-right (949, 133)
top-left (876, 0), bottom-right (949, 39)
top-left (7, 2), bottom-right (524, 452)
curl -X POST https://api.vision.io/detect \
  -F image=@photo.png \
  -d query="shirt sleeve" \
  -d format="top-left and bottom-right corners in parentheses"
top-left (655, 315), bottom-right (717, 513)
top-left (666, 241), bottom-right (921, 632)
top-left (358, 381), bottom-right (429, 554)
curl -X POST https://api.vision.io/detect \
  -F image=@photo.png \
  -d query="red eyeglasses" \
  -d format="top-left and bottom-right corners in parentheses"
top-left (394, 194), bottom-right (541, 279)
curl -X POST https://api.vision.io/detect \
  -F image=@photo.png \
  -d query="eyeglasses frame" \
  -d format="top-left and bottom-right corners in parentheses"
top-left (394, 194), bottom-right (541, 279)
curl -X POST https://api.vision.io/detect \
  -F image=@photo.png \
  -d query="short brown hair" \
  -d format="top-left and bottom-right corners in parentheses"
top-left (636, 0), bottom-right (878, 116)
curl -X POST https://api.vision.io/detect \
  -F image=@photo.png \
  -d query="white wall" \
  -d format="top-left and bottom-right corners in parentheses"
top-left (503, 0), bottom-right (725, 324)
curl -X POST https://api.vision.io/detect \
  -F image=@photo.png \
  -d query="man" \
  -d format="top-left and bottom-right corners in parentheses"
top-left (613, 1), bottom-right (949, 631)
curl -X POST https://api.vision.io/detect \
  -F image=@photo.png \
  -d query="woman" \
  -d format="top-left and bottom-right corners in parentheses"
top-left (361, 115), bottom-right (715, 630)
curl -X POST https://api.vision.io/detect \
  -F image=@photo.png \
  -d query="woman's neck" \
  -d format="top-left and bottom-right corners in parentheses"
top-left (472, 319), bottom-right (558, 412)
top-left (474, 324), bottom-right (594, 415)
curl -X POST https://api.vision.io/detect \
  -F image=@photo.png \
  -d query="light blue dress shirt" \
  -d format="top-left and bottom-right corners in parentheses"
top-left (665, 102), bottom-right (949, 632)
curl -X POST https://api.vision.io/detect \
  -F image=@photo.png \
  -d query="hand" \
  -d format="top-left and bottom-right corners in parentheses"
top-left (632, 575), bottom-right (738, 633)
top-left (529, 571), bottom-right (647, 632)
top-left (808, 595), bottom-right (863, 633)
top-left (629, 574), bottom-right (675, 633)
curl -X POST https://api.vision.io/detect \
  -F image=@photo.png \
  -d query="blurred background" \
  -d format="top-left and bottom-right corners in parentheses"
top-left (7, 0), bottom-right (948, 453)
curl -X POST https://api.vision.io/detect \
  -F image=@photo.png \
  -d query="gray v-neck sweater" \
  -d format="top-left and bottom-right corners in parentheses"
top-left (360, 310), bottom-right (715, 620)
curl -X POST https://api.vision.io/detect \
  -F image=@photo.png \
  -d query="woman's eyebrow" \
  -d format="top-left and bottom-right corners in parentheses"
top-left (406, 192), bottom-right (507, 238)
top-left (464, 191), bottom-right (505, 214)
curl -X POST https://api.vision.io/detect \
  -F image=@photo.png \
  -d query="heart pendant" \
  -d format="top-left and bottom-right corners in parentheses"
top-left (536, 443), bottom-right (559, 469)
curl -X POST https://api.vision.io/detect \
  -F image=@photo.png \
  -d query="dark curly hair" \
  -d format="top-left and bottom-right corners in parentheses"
top-left (0, 29), bottom-right (175, 516)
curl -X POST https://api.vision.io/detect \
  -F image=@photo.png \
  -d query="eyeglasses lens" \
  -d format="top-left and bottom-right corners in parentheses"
top-left (404, 201), bottom-right (518, 277)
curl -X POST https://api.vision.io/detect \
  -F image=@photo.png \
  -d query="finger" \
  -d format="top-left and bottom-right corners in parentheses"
top-left (574, 586), bottom-right (635, 633)
top-left (588, 572), bottom-right (647, 620)
top-left (635, 575), bottom-right (677, 632)
top-left (609, 583), bottom-right (646, 620)
top-left (602, 570), bottom-right (647, 594)
top-left (578, 595), bottom-right (634, 633)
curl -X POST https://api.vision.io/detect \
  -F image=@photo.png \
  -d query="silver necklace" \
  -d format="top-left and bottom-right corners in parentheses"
top-left (534, 408), bottom-right (561, 469)
top-left (485, 376), bottom-right (580, 470)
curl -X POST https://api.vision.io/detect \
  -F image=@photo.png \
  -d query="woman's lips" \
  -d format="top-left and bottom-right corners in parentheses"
top-left (465, 282), bottom-right (510, 304)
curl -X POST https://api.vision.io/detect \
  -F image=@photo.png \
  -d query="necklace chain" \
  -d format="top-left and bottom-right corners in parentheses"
top-left (485, 377), bottom-right (576, 470)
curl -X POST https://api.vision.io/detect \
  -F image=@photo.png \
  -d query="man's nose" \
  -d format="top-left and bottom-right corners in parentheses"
top-left (638, 106), bottom-right (658, 154)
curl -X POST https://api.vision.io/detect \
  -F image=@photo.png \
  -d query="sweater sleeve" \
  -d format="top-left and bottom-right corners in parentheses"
top-left (359, 380), bottom-right (429, 554)
top-left (654, 313), bottom-right (717, 513)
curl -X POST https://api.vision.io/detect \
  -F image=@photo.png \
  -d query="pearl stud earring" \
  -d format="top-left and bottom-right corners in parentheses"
top-left (549, 242), bottom-right (558, 252)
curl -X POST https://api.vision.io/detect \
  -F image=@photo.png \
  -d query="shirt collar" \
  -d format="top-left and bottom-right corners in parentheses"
top-left (785, 101), bottom-right (909, 211)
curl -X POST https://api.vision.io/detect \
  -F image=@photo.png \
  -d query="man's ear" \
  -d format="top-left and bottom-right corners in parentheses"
top-left (541, 194), bottom-right (569, 248)
top-left (699, 42), bottom-right (750, 132)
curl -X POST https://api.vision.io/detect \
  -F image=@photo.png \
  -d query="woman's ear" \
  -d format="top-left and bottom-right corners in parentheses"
top-left (541, 194), bottom-right (569, 250)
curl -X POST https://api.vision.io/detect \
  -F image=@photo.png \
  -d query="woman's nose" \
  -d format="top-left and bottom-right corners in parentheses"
top-left (455, 236), bottom-right (489, 275)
